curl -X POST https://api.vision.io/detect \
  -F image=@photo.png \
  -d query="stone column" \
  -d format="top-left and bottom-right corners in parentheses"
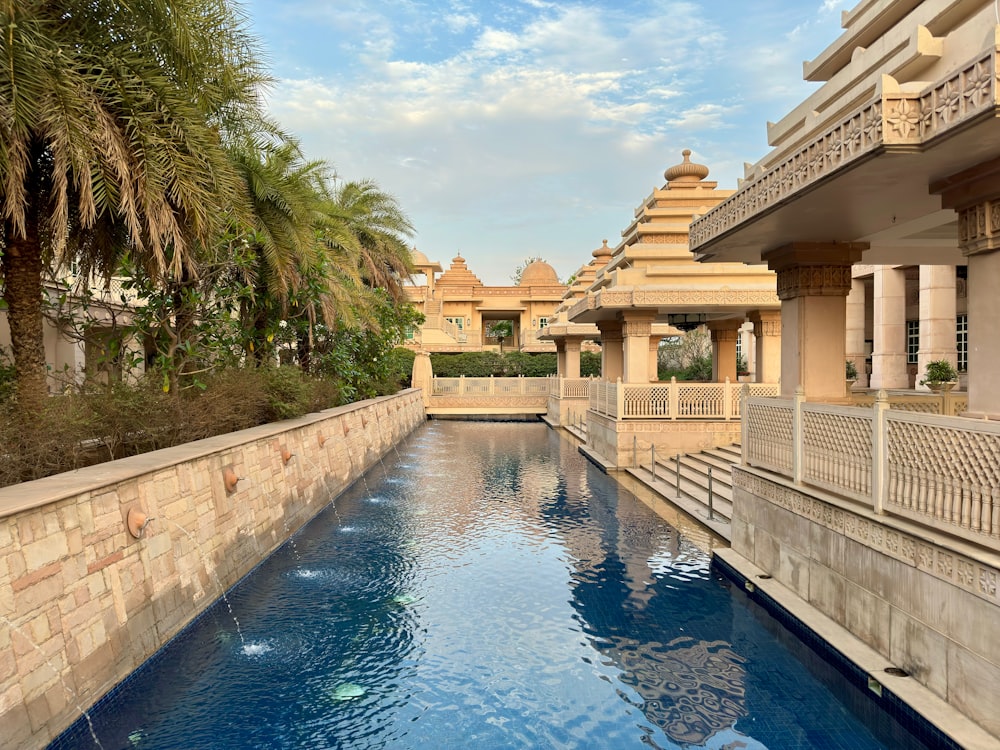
top-left (846, 278), bottom-right (868, 388)
top-left (565, 337), bottom-right (583, 379)
top-left (708, 321), bottom-right (740, 383)
top-left (764, 242), bottom-right (867, 400)
top-left (554, 340), bottom-right (568, 377)
top-left (622, 312), bottom-right (656, 384)
top-left (749, 310), bottom-right (781, 384)
top-left (931, 162), bottom-right (1000, 415)
top-left (917, 266), bottom-right (957, 390)
top-left (871, 266), bottom-right (908, 390)
top-left (596, 320), bottom-right (624, 382)
top-left (738, 323), bottom-right (754, 377)
top-left (649, 337), bottom-right (663, 382)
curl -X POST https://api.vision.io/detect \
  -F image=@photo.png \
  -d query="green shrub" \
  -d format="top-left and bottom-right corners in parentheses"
top-left (383, 347), bottom-right (416, 390)
top-left (683, 356), bottom-right (713, 382)
top-left (429, 351), bottom-right (559, 377)
top-left (580, 351), bottom-right (601, 377)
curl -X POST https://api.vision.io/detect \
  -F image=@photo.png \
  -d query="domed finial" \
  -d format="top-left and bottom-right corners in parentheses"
top-left (592, 239), bottom-right (613, 260)
top-left (664, 149), bottom-right (709, 183)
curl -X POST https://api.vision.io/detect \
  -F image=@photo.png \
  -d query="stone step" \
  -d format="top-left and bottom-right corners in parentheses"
top-left (684, 450), bottom-right (739, 476)
top-left (639, 443), bottom-right (741, 525)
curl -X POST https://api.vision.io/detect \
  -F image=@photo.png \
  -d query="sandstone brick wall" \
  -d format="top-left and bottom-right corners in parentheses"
top-left (0, 390), bottom-right (425, 749)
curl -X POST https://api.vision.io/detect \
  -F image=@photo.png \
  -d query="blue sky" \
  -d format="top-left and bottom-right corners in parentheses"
top-left (243, 0), bottom-right (854, 284)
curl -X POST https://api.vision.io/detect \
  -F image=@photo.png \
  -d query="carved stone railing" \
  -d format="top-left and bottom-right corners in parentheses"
top-left (849, 389), bottom-right (968, 416)
top-left (550, 377), bottom-right (593, 398)
top-left (690, 45), bottom-right (998, 252)
top-left (431, 377), bottom-right (551, 397)
top-left (743, 392), bottom-right (1000, 550)
top-left (590, 378), bottom-right (779, 420)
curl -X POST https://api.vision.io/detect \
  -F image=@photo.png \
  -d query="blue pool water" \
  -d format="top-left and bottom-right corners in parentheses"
top-left (53, 422), bottom-right (936, 749)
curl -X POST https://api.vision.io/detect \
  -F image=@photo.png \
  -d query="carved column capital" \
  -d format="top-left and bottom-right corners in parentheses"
top-left (763, 242), bottom-right (866, 301)
top-left (596, 319), bottom-right (623, 344)
top-left (957, 199), bottom-right (1000, 256)
top-left (623, 319), bottom-right (652, 338)
top-left (749, 309), bottom-right (782, 337)
top-left (774, 265), bottom-right (856, 299)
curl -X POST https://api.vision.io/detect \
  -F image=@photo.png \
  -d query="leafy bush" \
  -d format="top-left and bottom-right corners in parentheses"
top-left (384, 347), bottom-right (416, 390)
top-left (683, 356), bottom-right (713, 382)
top-left (429, 351), bottom-right (558, 377)
top-left (580, 351), bottom-right (601, 377)
top-left (0, 365), bottom-right (353, 488)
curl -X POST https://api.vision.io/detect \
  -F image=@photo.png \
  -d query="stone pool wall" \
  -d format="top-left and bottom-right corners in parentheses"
top-left (731, 465), bottom-right (1000, 740)
top-left (0, 390), bottom-right (425, 749)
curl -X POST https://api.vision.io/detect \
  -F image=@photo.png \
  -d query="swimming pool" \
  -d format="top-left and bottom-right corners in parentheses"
top-left (51, 422), bottom-right (937, 749)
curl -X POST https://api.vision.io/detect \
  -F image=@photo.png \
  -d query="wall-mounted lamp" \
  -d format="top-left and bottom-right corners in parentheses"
top-left (280, 447), bottom-right (294, 465)
top-left (318, 434), bottom-right (327, 447)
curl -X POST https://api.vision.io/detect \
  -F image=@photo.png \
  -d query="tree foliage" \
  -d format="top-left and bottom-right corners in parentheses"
top-left (657, 328), bottom-right (713, 381)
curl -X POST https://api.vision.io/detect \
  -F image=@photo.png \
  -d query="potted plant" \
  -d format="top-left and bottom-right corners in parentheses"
top-left (920, 359), bottom-right (959, 392)
top-left (736, 353), bottom-right (750, 381)
top-left (845, 360), bottom-right (858, 390)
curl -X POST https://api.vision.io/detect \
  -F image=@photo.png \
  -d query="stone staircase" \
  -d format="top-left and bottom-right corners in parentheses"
top-left (629, 442), bottom-right (742, 541)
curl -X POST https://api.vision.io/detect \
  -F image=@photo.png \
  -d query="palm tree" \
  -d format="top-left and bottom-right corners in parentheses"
top-left (0, 0), bottom-right (266, 409)
top-left (329, 180), bottom-right (416, 303)
top-left (230, 139), bottom-right (332, 364)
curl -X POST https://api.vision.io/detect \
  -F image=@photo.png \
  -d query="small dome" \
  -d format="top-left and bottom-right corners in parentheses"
top-left (592, 239), bottom-right (613, 261)
top-left (519, 260), bottom-right (559, 286)
top-left (664, 149), bottom-right (710, 184)
top-left (410, 247), bottom-right (430, 265)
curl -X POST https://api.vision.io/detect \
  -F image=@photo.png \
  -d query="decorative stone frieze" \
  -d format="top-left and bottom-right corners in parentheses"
top-left (690, 48), bottom-right (998, 251)
top-left (588, 289), bottom-right (780, 310)
top-left (751, 317), bottom-right (781, 338)
top-left (596, 320), bottom-right (623, 343)
top-left (957, 198), bottom-right (1000, 256)
top-left (622, 319), bottom-right (653, 338)
top-left (774, 264), bottom-right (855, 299)
top-left (733, 467), bottom-right (1000, 608)
top-left (637, 234), bottom-right (690, 244)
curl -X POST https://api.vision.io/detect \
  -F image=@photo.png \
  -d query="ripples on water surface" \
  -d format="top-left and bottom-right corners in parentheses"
top-left (56, 422), bottom-right (931, 750)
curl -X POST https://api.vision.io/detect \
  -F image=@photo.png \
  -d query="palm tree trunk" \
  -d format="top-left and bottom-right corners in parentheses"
top-left (1, 218), bottom-right (48, 411)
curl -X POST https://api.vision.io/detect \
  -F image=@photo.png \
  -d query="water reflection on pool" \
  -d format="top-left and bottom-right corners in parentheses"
top-left (52, 422), bottom-right (931, 750)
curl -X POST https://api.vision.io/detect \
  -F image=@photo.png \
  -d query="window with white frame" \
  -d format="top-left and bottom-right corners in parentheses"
top-left (537, 317), bottom-right (548, 329)
top-left (957, 314), bottom-right (968, 372)
top-left (906, 320), bottom-right (919, 364)
top-left (444, 316), bottom-right (464, 330)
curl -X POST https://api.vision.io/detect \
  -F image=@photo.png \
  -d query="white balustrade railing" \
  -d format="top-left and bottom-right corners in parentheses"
top-left (744, 391), bottom-right (1000, 549)
top-left (430, 376), bottom-right (551, 397)
top-left (849, 389), bottom-right (968, 417)
top-left (589, 378), bottom-right (778, 420)
top-left (550, 377), bottom-right (592, 399)
top-left (590, 380), bottom-right (619, 418)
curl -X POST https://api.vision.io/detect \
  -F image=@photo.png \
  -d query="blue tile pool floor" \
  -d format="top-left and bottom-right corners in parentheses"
top-left (51, 422), bottom-right (942, 749)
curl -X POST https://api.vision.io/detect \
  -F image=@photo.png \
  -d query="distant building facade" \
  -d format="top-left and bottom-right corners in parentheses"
top-left (404, 251), bottom-right (566, 353)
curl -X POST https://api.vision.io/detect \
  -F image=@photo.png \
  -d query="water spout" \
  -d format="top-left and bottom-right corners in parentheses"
top-left (126, 507), bottom-right (153, 539)
top-left (222, 467), bottom-right (241, 494)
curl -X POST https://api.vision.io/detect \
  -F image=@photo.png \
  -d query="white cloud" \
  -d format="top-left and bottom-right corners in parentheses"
top-left (253, 0), bottom-right (851, 283)
top-left (445, 13), bottom-right (479, 33)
